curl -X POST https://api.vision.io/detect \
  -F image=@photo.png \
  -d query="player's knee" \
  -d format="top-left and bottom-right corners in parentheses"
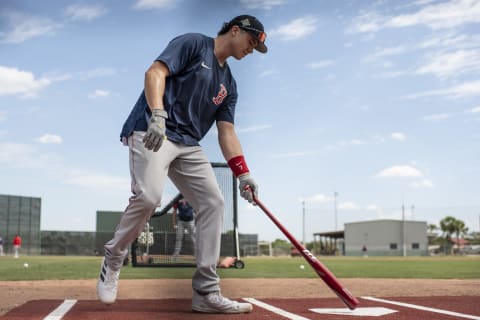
top-left (211, 192), bottom-right (224, 212)
top-left (136, 192), bottom-right (161, 210)
top-left (208, 193), bottom-right (224, 220)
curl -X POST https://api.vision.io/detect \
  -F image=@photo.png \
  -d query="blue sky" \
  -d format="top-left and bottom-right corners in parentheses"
top-left (1, 0), bottom-right (479, 242)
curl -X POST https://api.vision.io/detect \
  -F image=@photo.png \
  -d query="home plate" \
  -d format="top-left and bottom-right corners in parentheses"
top-left (310, 307), bottom-right (398, 317)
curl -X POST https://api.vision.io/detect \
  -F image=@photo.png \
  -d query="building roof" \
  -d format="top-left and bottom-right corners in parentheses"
top-left (345, 219), bottom-right (427, 225)
top-left (313, 230), bottom-right (344, 239)
top-left (449, 238), bottom-right (470, 246)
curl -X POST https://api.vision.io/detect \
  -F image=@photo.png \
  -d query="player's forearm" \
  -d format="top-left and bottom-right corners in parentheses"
top-left (217, 121), bottom-right (243, 161)
top-left (144, 61), bottom-right (169, 111)
top-left (217, 121), bottom-right (251, 178)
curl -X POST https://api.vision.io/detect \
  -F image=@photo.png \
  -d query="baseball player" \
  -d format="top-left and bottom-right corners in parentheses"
top-left (172, 196), bottom-right (196, 260)
top-left (97, 15), bottom-right (267, 314)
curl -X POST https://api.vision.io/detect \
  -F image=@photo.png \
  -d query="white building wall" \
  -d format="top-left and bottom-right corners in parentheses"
top-left (345, 220), bottom-right (428, 256)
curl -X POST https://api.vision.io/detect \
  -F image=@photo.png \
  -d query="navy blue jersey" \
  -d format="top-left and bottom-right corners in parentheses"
top-left (175, 200), bottom-right (194, 222)
top-left (120, 33), bottom-right (238, 146)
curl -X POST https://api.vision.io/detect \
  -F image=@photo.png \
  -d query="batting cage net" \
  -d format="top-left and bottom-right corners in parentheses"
top-left (131, 163), bottom-right (240, 268)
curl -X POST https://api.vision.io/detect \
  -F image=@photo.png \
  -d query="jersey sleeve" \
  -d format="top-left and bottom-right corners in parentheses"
top-left (156, 33), bottom-right (204, 76)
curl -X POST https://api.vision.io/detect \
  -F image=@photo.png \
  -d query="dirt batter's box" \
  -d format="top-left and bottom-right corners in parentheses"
top-left (131, 163), bottom-right (244, 268)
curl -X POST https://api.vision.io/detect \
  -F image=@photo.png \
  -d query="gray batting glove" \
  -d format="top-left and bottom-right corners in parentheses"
top-left (239, 173), bottom-right (258, 204)
top-left (143, 109), bottom-right (168, 152)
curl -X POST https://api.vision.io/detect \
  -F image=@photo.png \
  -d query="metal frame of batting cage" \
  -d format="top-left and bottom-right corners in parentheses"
top-left (130, 162), bottom-right (244, 269)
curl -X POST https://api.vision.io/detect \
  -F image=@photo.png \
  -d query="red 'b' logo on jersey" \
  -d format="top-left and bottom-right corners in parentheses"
top-left (212, 84), bottom-right (227, 105)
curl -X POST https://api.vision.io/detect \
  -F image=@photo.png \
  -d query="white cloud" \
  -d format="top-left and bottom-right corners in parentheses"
top-left (411, 178), bottom-right (434, 188)
top-left (339, 201), bottom-right (360, 210)
top-left (406, 80), bottom-right (480, 99)
top-left (42, 71), bottom-right (73, 82)
top-left (270, 16), bottom-right (317, 41)
top-left (0, 12), bottom-right (61, 44)
top-left (467, 106), bottom-right (480, 113)
top-left (347, 11), bottom-right (385, 33)
top-left (419, 33), bottom-right (469, 49)
top-left (307, 60), bottom-right (335, 69)
top-left (0, 142), bottom-right (38, 168)
top-left (391, 132), bottom-right (406, 141)
top-left (303, 194), bottom-right (333, 204)
top-left (375, 165), bottom-right (423, 178)
top-left (365, 46), bottom-right (407, 62)
top-left (65, 172), bottom-right (129, 190)
top-left (0, 66), bottom-right (50, 97)
top-left (35, 134), bottom-right (62, 144)
top-left (422, 113), bottom-right (451, 121)
top-left (88, 89), bottom-right (110, 98)
top-left (133, 0), bottom-right (176, 10)
top-left (387, 0), bottom-right (480, 30)
top-left (44, 67), bottom-right (117, 82)
top-left (0, 142), bottom-right (128, 191)
top-left (82, 67), bottom-right (117, 79)
top-left (258, 69), bottom-right (278, 78)
top-left (240, 0), bottom-right (286, 10)
top-left (349, 139), bottom-right (365, 145)
top-left (64, 4), bottom-right (107, 21)
top-left (349, 0), bottom-right (480, 33)
top-left (416, 49), bottom-right (480, 78)
top-left (366, 204), bottom-right (383, 213)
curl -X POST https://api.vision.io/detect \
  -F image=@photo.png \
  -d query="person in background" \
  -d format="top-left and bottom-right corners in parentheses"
top-left (172, 196), bottom-right (196, 260)
top-left (13, 234), bottom-right (22, 258)
top-left (0, 236), bottom-right (4, 256)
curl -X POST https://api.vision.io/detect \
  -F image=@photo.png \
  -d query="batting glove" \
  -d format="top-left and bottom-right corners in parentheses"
top-left (143, 109), bottom-right (168, 152)
top-left (239, 174), bottom-right (258, 204)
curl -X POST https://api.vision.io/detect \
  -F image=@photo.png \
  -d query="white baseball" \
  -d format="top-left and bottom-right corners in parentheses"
top-left (299, 264), bottom-right (305, 269)
top-left (23, 263), bottom-right (29, 268)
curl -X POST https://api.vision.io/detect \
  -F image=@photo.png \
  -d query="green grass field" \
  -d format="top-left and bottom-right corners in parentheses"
top-left (0, 256), bottom-right (478, 281)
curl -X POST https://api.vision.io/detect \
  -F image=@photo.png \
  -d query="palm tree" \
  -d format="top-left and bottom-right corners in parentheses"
top-left (452, 219), bottom-right (469, 252)
top-left (440, 216), bottom-right (456, 254)
top-left (427, 223), bottom-right (438, 245)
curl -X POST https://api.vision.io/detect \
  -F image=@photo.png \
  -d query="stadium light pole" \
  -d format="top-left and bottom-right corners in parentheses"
top-left (302, 200), bottom-right (306, 244)
top-left (334, 192), bottom-right (338, 230)
top-left (402, 203), bottom-right (407, 257)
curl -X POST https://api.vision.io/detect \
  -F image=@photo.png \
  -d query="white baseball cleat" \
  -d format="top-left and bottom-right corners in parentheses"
top-left (96, 257), bottom-right (120, 304)
top-left (192, 291), bottom-right (253, 313)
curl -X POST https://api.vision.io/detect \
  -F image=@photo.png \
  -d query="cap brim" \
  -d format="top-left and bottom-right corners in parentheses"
top-left (255, 42), bottom-right (267, 54)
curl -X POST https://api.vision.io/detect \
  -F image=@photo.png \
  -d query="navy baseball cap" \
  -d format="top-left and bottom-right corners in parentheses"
top-left (228, 15), bottom-right (267, 53)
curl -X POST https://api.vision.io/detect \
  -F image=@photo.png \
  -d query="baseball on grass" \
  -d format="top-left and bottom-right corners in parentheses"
top-left (23, 263), bottom-right (29, 268)
top-left (299, 264), bottom-right (305, 269)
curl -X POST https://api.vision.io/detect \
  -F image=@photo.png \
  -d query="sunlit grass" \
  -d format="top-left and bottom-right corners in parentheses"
top-left (0, 255), bottom-right (478, 281)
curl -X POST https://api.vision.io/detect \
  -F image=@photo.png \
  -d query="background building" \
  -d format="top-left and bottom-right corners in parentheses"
top-left (95, 210), bottom-right (123, 254)
top-left (0, 194), bottom-right (41, 255)
top-left (344, 219), bottom-right (428, 256)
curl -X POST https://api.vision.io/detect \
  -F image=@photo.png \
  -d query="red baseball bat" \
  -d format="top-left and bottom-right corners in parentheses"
top-left (249, 189), bottom-right (359, 310)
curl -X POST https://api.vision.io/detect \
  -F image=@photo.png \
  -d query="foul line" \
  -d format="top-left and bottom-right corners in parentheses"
top-left (362, 296), bottom-right (480, 320)
top-left (243, 298), bottom-right (311, 320)
top-left (43, 299), bottom-right (77, 320)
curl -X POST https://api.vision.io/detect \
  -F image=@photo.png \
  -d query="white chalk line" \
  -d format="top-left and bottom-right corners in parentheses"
top-left (42, 299), bottom-right (77, 320)
top-left (243, 298), bottom-right (312, 320)
top-left (362, 296), bottom-right (480, 320)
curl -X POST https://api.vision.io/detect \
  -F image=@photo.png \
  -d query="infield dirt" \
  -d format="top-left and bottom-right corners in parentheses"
top-left (1, 278), bottom-right (478, 316)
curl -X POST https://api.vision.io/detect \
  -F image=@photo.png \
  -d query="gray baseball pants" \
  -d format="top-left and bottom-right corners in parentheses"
top-left (173, 219), bottom-right (196, 256)
top-left (104, 131), bottom-right (224, 293)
